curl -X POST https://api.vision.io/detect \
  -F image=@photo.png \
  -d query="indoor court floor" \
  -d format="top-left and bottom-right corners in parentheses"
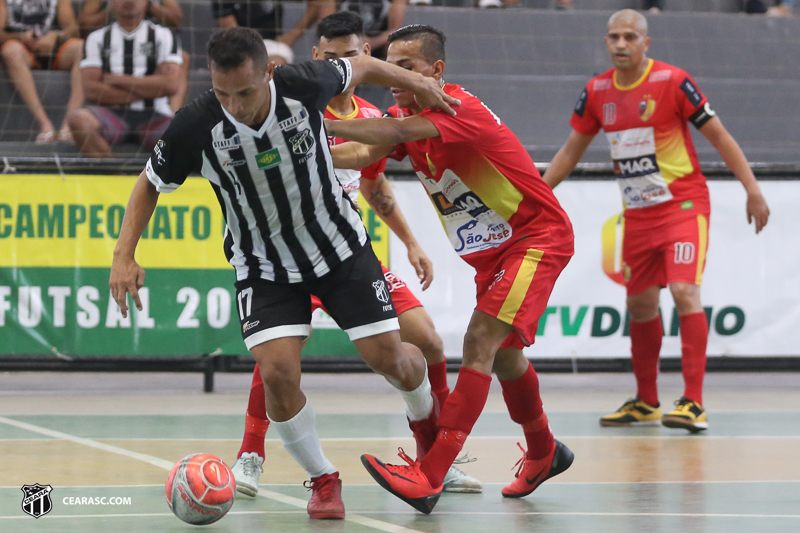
top-left (1, 370), bottom-right (798, 533)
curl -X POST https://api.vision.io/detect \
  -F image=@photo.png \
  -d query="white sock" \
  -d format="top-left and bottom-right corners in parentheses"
top-left (396, 366), bottom-right (434, 422)
top-left (269, 401), bottom-right (337, 479)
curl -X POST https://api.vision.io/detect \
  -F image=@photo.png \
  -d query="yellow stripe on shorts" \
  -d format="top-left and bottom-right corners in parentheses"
top-left (497, 248), bottom-right (545, 325)
top-left (695, 214), bottom-right (708, 285)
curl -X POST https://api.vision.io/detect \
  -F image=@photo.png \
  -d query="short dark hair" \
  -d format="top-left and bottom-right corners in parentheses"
top-left (387, 24), bottom-right (446, 63)
top-left (317, 11), bottom-right (364, 41)
top-left (207, 27), bottom-right (268, 71)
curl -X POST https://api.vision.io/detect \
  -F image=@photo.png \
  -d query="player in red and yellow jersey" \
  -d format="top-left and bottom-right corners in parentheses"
top-left (543, 9), bottom-right (770, 432)
top-left (327, 24), bottom-right (575, 514)
top-left (229, 14), bottom-right (482, 518)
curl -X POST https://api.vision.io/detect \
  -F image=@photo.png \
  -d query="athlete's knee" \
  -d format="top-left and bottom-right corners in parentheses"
top-left (358, 332), bottom-right (408, 376)
top-left (67, 108), bottom-right (95, 132)
top-left (626, 290), bottom-right (660, 321)
top-left (669, 283), bottom-right (701, 313)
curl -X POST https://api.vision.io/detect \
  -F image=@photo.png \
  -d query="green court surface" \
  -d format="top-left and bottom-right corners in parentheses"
top-left (2, 408), bottom-right (799, 533)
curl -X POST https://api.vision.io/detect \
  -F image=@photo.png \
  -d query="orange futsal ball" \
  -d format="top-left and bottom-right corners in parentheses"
top-left (166, 453), bottom-right (236, 525)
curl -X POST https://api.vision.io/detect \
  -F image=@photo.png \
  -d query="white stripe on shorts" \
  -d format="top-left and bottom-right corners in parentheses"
top-left (345, 318), bottom-right (400, 342)
top-left (245, 325), bottom-right (311, 350)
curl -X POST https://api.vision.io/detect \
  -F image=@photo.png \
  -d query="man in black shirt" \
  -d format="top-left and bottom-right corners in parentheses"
top-left (212, 0), bottom-right (294, 64)
top-left (109, 27), bottom-right (459, 518)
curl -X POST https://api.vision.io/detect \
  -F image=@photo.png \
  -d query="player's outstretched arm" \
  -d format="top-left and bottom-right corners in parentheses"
top-left (361, 173), bottom-right (434, 290)
top-left (542, 130), bottom-right (595, 189)
top-left (110, 170), bottom-right (160, 318)
top-left (329, 142), bottom-right (395, 170)
top-left (326, 115), bottom-right (440, 146)
top-left (699, 116), bottom-right (770, 233)
top-left (345, 56), bottom-right (460, 115)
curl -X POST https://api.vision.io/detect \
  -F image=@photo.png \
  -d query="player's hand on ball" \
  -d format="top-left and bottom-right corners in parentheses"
top-left (746, 192), bottom-right (770, 234)
top-left (109, 255), bottom-right (146, 318)
top-left (413, 77), bottom-right (460, 116)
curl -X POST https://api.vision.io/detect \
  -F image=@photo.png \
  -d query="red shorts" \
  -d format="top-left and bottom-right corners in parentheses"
top-left (622, 213), bottom-right (710, 296)
top-left (475, 241), bottom-right (573, 349)
top-left (311, 264), bottom-right (422, 315)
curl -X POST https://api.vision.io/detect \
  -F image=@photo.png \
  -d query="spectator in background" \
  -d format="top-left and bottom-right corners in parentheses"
top-left (643, 0), bottom-right (663, 12)
top-left (212, 0), bottom-right (295, 64)
top-left (67, 0), bottom-right (182, 157)
top-left (768, 0), bottom-right (794, 15)
top-left (0, 0), bottom-right (83, 143)
top-left (277, 0), bottom-right (406, 59)
top-left (78, 0), bottom-right (189, 111)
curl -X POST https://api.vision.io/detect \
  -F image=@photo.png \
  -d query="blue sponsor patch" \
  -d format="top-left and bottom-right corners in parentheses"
top-left (680, 77), bottom-right (703, 107)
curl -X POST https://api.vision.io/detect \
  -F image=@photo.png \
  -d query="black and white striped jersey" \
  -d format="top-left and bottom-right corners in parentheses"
top-left (81, 20), bottom-right (182, 117)
top-left (146, 58), bottom-right (368, 284)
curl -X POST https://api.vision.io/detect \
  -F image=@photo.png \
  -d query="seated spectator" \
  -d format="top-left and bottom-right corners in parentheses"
top-left (768, 0), bottom-right (794, 15)
top-left (277, 0), bottom-right (406, 59)
top-left (67, 0), bottom-right (181, 158)
top-left (643, 0), bottom-right (663, 12)
top-left (212, 0), bottom-right (295, 64)
top-left (0, 0), bottom-right (83, 143)
top-left (78, 0), bottom-right (189, 111)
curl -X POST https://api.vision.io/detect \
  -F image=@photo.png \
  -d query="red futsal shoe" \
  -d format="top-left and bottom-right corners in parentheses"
top-left (305, 472), bottom-right (345, 519)
top-left (407, 394), bottom-right (440, 459)
top-left (361, 448), bottom-right (442, 514)
top-left (502, 440), bottom-right (574, 498)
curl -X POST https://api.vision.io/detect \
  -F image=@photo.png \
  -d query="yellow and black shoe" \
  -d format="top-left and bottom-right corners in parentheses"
top-left (662, 397), bottom-right (708, 433)
top-left (599, 397), bottom-right (662, 427)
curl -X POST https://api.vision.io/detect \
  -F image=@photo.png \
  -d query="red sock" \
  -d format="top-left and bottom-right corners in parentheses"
top-left (237, 365), bottom-right (270, 459)
top-left (630, 316), bottom-right (663, 407)
top-left (500, 363), bottom-right (553, 460)
top-left (427, 361), bottom-right (450, 407)
top-left (420, 368), bottom-right (491, 488)
top-left (680, 312), bottom-right (708, 405)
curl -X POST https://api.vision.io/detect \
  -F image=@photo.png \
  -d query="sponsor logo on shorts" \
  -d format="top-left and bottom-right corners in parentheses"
top-left (382, 304), bottom-right (393, 312)
top-left (255, 148), bottom-right (282, 170)
top-left (488, 269), bottom-right (506, 291)
top-left (681, 200), bottom-right (694, 210)
top-left (153, 139), bottom-right (166, 165)
top-left (21, 484), bottom-right (53, 519)
top-left (373, 280), bottom-right (390, 303)
top-left (213, 134), bottom-right (241, 151)
top-left (243, 320), bottom-right (260, 333)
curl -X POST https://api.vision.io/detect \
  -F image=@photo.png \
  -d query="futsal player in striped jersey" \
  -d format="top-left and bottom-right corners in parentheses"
top-left (231, 12), bottom-right (482, 507)
top-left (543, 10), bottom-right (770, 432)
top-left (109, 27), bottom-right (460, 519)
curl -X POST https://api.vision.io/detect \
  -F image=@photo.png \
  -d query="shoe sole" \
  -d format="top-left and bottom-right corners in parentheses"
top-left (360, 455), bottom-right (441, 514)
top-left (235, 483), bottom-right (258, 497)
top-left (308, 511), bottom-right (345, 519)
top-left (502, 440), bottom-right (575, 499)
top-left (442, 484), bottom-right (483, 494)
top-left (599, 419), bottom-right (662, 427)
top-left (662, 416), bottom-right (708, 433)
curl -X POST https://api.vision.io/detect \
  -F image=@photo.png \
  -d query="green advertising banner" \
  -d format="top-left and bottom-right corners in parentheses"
top-left (0, 175), bottom-right (389, 357)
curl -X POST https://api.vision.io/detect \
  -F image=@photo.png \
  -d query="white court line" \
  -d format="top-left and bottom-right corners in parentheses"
top-left (4, 435), bottom-right (800, 442)
top-left (0, 510), bottom-right (308, 520)
top-left (0, 416), bottom-right (423, 533)
top-left (4, 479), bottom-right (798, 491)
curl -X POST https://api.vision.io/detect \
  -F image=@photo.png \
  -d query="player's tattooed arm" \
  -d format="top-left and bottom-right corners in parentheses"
top-left (368, 189), bottom-right (395, 217)
top-left (361, 173), bottom-right (434, 290)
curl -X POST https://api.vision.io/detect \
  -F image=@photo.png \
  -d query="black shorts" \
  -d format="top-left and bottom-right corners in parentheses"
top-left (235, 245), bottom-right (399, 350)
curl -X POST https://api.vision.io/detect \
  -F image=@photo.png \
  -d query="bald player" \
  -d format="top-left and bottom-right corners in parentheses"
top-left (543, 10), bottom-right (770, 432)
